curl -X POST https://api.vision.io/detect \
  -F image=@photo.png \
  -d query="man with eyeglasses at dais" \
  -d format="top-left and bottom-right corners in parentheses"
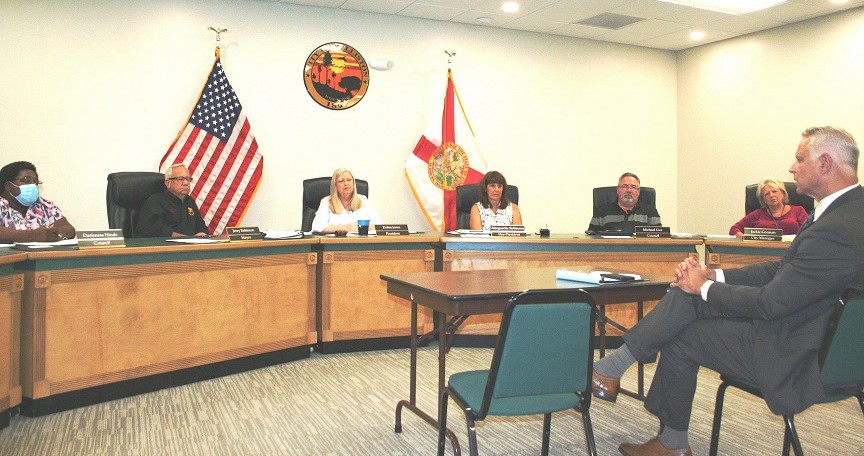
top-left (0, 161), bottom-right (77, 243)
top-left (587, 172), bottom-right (662, 235)
top-left (137, 164), bottom-right (209, 238)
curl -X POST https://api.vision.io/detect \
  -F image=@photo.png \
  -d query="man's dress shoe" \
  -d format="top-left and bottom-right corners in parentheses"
top-left (619, 437), bottom-right (692, 456)
top-left (591, 369), bottom-right (620, 402)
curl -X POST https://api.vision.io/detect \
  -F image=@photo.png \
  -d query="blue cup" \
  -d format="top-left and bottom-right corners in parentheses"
top-left (357, 219), bottom-right (371, 236)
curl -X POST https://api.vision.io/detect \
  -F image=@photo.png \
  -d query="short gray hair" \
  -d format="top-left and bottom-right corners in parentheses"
top-left (802, 126), bottom-right (858, 173)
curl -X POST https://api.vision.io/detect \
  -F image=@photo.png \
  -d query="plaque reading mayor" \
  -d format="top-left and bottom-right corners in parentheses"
top-left (303, 42), bottom-right (370, 110)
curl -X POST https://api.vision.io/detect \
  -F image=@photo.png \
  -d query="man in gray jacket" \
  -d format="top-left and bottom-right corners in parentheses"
top-left (592, 126), bottom-right (864, 456)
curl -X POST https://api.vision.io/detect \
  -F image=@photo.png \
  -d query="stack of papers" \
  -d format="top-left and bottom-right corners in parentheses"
top-left (555, 269), bottom-right (642, 284)
top-left (446, 229), bottom-right (490, 237)
top-left (13, 239), bottom-right (79, 250)
top-left (264, 230), bottom-right (305, 239)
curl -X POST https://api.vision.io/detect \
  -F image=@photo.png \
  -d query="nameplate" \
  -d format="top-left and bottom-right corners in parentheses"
top-left (229, 233), bottom-right (264, 241)
top-left (77, 229), bottom-right (126, 249)
top-left (491, 225), bottom-right (527, 237)
top-left (743, 227), bottom-right (782, 242)
top-left (226, 226), bottom-right (263, 241)
top-left (226, 226), bottom-right (261, 235)
top-left (634, 226), bottom-right (671, 238)
top-left (375, 224), bottom-right (409, 236)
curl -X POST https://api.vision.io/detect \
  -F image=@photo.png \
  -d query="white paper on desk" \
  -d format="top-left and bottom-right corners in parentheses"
top-left (0, 244), bottom-right (13, 248)
top-left (447, 229), bottom-right (490, 237)
top-left (165, 238), bottom-right (221, 244)
top-left (264, 229), bottom-right (304, 239)
top-left (15, 239), bottom-right (79, 247)
top-left (555, 269), bottom-right (641, 284)
top-left (600, 235), bottom-right (634, 239)
top-left (706, 234), bottom-right (736, 239)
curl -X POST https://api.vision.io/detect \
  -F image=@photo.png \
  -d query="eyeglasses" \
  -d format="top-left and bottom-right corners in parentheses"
top-left (618, 184), bottom-right (640, 191)
top-left (167, 177), bottom-right (194, 183)
top-left (13, 177), bottom-right (43, 186)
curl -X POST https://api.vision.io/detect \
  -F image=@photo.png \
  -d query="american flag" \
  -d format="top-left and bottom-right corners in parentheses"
top-left (160, 58), bottom-right (263, 235)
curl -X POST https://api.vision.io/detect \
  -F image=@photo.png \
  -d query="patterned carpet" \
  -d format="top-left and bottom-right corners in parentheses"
top-left (0, 347), bottom-right (861, 455)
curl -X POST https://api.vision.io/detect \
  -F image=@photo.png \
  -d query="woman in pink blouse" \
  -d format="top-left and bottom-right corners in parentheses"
top-left (729, 178), bottom-right (809, 236)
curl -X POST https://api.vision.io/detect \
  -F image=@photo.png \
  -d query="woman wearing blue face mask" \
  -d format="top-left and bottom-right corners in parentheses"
top-left (0, 161), bottom-right (76, 243)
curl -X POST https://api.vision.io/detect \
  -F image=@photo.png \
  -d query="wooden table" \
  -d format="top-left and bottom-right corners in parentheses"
top-left (0, 251), bottom-right (25, 430)
top-left (382, 266), bottom-right (671, 456)
top-left (315, 234), bottom-right (438, 353)
top-left (17, 238), bottom-right (318, 416)
top-left (704, 238), bottom-right (788, 269)
top-left (438, 234), bottom-right (699, 340)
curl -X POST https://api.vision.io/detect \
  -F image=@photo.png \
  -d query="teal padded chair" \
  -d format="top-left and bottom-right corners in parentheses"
top-left (437, 290), bottom-right (598, 456)
top-left (709, 288), bottom-right (864, 456)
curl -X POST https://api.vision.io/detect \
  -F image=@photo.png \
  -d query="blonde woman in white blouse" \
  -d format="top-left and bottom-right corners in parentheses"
top-left (311, 168), bottom-right (382, 232)
top-left (469, 170), bottom-right (522, 230)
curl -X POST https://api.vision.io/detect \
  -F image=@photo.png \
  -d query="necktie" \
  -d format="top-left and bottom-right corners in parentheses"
top-left (778, 211), bottom-right (815, 271)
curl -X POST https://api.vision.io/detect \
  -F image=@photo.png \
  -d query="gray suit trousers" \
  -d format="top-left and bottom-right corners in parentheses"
top-left (622, 288), bottom-right (760, 431)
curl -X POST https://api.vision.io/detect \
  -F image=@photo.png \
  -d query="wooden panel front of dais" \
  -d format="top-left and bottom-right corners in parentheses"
top-left (320, 244), bottom-right (436, 342)
top-left (19, 247), bottom-right (316, 400)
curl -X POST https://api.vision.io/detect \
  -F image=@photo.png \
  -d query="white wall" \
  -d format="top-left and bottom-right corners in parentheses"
top-left (677, 6), bottom-right (864, 235)
top-left (0, 0), bottom-right (678, 234)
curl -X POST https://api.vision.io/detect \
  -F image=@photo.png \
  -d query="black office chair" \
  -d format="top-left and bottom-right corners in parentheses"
top-left (744, 182), bottom-right (814, 214)
top-left (106, 172), bottom-right (167, 238)
top-left (709, 288), bottom-right (864, 456)
top-left (301, 177), bottom-right (369, 232)
top-left (455, 183), bottom-right (519, 229)
top-left (592, 186), bottom-right (656, 212)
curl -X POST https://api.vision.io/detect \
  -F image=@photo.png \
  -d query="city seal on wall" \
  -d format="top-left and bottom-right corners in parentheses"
top-left (428, 142), bottom-right (470, 191)
top-left (303, 42), bottom-right (369, 110)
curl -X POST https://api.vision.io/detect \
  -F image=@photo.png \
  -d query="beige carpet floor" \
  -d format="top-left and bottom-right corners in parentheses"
top-left (0, 347), bottom-right (861, 455)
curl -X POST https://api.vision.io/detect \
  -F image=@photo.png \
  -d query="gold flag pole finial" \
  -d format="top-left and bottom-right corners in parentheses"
top-left (208, 27), bottom-right (228, 58)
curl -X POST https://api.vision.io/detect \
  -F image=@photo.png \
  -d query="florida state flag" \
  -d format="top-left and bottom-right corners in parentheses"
top-left (405, 70), bottom-right (486, 231)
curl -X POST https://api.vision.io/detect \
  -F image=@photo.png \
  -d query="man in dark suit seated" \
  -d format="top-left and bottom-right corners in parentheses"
top-left (592, 126), bottom-right (864, 456)
top-left (137, 164), bottom-right (209, 238)
top-left (588, 172), bottom-right (661, 234)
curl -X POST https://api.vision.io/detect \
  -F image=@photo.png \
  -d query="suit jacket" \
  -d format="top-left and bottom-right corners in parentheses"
top-left (707, 185), bottom-right (864, 415)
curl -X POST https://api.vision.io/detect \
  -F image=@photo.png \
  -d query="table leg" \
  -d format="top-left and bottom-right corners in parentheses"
top-left (393, 302), bottom-right (461, 455)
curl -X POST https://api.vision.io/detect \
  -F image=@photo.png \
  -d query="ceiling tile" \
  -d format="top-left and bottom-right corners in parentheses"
top-left (263, 0), bottom-right (863, 50)
top-left (340, 0), bottom-right (412, 15)
top-left (397, 3), bottom-right (465, 21)
top-left (594, 18), bottom-right (690, 42)
top-left (638, 27), bottom-right (737, 50)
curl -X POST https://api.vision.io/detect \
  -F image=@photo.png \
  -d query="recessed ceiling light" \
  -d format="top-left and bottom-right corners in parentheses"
top-left (501, 2), bottom-right (520, 14)
top-left (658, 0), bottom-right (787, 15)
top-left (477, 16), bottom-right (493, 24)
top-left (689, 30), bottom-right (706, 40)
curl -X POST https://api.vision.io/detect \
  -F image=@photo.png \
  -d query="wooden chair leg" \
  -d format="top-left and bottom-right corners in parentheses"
top-left (709, 381), bottom-right (731, 456)
top-left (541, 413), bottom-right (551, 456)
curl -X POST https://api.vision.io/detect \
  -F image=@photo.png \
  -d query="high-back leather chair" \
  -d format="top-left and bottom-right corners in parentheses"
top-left (455, 183), bottom-right (519, 229)
top-left (592, 186), bottom-right (656, 212)
top-left (744, 182), bottom-right (814, 214)
top-left (301, 177), bottom-right (369, 232)
top-left (106, 171), bottom-right (167, 238)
